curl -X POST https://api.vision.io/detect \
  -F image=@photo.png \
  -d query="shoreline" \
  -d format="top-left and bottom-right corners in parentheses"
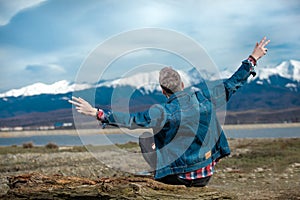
top-left (0, 122), bottom-right (300, 138)
top-left (223, 122), bottom-right (300, 130)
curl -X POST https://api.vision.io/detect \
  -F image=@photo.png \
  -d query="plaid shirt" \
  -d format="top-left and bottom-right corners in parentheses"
top-left (178, 161), bottom-right (217, 180)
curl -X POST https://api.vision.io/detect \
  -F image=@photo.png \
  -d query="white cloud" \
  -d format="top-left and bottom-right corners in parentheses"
top-left (0, 0), bottom-right (300, 92)
top-left (0, 0), bottom-right (46, 26)
top-left (136, 2), bottom-right (174, 26)
top-left (0, 46), bottom-right (80, 92)
top-left (25, 63), bottom-right (66, 74)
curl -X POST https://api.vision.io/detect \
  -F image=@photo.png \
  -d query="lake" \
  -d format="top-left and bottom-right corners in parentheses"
top-left (0, 126), bottom-right (299, 146)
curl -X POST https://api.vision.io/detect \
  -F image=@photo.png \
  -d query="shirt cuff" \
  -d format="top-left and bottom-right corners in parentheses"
top-left (247, 56), bottom-right (257, 77)
top-left (96, 109), bottom-right (105, 121)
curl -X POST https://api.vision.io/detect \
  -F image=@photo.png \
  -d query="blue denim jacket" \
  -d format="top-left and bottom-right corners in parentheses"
top-left (102, 59), bottom-right (254, 179)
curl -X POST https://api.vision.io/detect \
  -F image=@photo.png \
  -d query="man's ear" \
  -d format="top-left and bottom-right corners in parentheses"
top-left (181, 82), bottom-right (184, 89)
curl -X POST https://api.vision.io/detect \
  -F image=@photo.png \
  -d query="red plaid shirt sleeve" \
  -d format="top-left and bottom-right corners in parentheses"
top-left (178, 161), bottom-right (217, 180)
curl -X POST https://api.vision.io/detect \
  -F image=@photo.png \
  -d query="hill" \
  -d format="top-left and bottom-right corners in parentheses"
top-left (0, 60), bottom-right (299, 128)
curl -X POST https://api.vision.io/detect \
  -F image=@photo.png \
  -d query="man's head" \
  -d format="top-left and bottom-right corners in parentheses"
top-left (159, 67), bottom-right (184, 97)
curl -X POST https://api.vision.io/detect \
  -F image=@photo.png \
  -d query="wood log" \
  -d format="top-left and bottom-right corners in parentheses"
top-left (2, 173), bottom-right (235, 199)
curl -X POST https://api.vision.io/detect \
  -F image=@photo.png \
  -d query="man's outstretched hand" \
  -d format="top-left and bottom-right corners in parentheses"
top-left (68, 96), bottom-right (97, 117)
top-left (251, 36), bottom-right (270, 61)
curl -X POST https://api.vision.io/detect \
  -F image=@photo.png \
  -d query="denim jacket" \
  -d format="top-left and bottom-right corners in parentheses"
top-left (102, 59), bottom-right (254, 179)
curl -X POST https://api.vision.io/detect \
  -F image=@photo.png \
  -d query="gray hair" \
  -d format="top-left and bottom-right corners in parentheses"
top-left (159, 67), bottom-right (182, 94)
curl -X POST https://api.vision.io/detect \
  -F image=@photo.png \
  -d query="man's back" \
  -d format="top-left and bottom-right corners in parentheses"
top-left (154, 88), bottom-right (230, 179)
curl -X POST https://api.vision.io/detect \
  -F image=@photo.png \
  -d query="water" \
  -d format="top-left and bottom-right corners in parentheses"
top-left (225, 127), bottom-right (300, 138)
top-left (0, 133), bottom-right (138, 146)
top-left (0, 127), bottom-right (299, 146)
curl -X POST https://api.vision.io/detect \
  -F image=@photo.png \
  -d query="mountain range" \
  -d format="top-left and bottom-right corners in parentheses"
top-left (0, 60), bottom-right (299, 128)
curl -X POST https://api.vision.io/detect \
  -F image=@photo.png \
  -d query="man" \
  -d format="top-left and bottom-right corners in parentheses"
top-left (69, 37), bottom-right (270, 187)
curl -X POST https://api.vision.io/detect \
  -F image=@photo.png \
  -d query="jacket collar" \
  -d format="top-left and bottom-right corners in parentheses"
top-left (166, 90), bottom-right (189, 103)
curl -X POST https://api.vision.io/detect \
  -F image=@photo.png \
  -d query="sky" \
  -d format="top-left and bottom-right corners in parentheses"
top-left (0, 0), bottom-right (299, 92)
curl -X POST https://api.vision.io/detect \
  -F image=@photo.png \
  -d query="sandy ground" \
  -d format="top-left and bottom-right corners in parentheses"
top-left (0, 138), bottom-right (299, 199)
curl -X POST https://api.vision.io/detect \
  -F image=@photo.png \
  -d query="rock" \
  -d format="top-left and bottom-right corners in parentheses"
top-left (224, 167), bottom-right (233, 172)
top-left (0, 177), bottom-right (9, 197)
top-left (2, 173), bottom-right (236, 200)
top-left (254, 167), bottom-right (264, 173)
top-left (281, 173), bottom-right (289, 179)
top-left (291, 163), bottom-right (300, 168)
top-left (238, 177), bottom-right (247, 182)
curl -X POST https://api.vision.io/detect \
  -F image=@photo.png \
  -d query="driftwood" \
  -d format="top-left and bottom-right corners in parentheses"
top-left (2, 173), bottom-right (235, 199)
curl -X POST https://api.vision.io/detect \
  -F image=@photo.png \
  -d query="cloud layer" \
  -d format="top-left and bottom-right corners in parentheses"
top-left (0, 0), bottom-right (299, 92)
top-left (0, 0), bottom-right (46, 26)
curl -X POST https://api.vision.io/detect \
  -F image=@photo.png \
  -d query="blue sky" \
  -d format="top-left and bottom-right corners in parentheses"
top-left (0, 0), bottom-right (299, 92)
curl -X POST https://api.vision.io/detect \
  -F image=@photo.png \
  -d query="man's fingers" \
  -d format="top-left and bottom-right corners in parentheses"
top-left (259, 37), bottom-right (270, 48)
top-left (258, 36), bottom-right (267, 47)
top-left (68, 99), bottom-right (82, 107)
top-left (258, 38), bottom-right (264, 47)
top-left (78, 97), bottom-right (85, 102)
top-left (69, 96), bottom-right (94, 116)
top-left (79, 97), bottom-right (89, 104)
top-left (72, 96), bottom-right (80, 101)
top-left (71, 96), bottom-right (88, 105)
top-left (263, 39), bottom-right (270, 47)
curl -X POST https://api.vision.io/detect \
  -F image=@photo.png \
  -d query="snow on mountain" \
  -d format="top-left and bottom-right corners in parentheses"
top-left (255, 60), bottom-right (300, 82)
top-left (98, 69), bottom-right (200, 94)
top-left (98, 70), bottom-right (160, 93)
top-left (0, 80), bottom-right (93, 98)
top-left (1, 60), bottom-right (299, 98)
top-left (0, 69), bottom-right (200, 98)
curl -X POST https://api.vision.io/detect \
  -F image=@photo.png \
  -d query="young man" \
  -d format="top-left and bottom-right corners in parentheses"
top-left (69, 37), bottom-right (270, 187)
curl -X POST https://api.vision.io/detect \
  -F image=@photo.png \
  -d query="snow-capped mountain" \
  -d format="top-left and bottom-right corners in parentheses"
top-left (251, 60), bottom-right (300, 91)
top-left (0, 60), bottom-right (299, 98)
top-left (0, 80), bottom-right (93, 98)
top-left (0, 66), bottom-right (228, 98)
top-left (99, 70), bottom-right (161, 94)
top-left (0, 69), bottom-right (204, 98)
top-left (255, 60), bottom-right (300, 82)
top-left (98, 69), bottom-right (204, 94)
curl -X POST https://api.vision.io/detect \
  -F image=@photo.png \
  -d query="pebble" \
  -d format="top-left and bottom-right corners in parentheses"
top-left (249, 173), bottom-right (256, 179)
top-left (254, 167), bottom-right (264, 173)
top-left (224, 167), bottom-right (233, 172)
top-left (281, 174), bottom-right (288, 179)
top-left (238, 177), bottom-right (247, 182)
top-left (291, 163), bottom-right (300, 168)
top-left (0, 178), bottom-right (9, 196)
top-left (218, 173), bottom-right (226, 179)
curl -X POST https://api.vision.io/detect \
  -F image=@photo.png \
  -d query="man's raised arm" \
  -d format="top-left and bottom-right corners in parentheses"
top-left (224, 36), bottom-right (270, 100)
top-left (206, 37), bottom-right (270, 107)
